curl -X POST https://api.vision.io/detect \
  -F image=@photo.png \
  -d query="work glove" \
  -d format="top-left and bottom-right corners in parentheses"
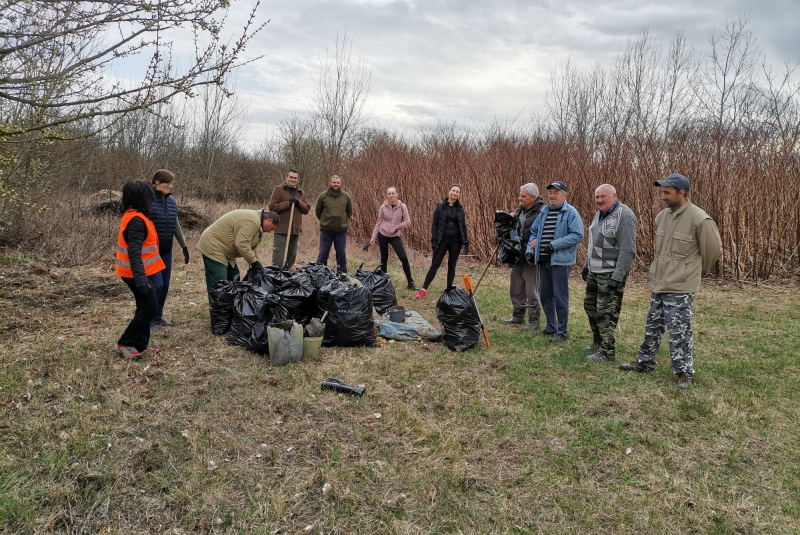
top-left (431, 241), bottom-right (438, 253)
top-left (541, 244), bottom-right (554, 255)
top-left (250, 261), bottom-right (263, 272)
top-left (581, 267), bottom-right (589, 282)
top-left (463, 243), bottom-right (470, 254)
top-left (525, 252), bottom-right (535, 265)
top-left (607, 279), bottom-right (620, 291)
top-left (136, 278), bottom-right (151, 295)
top-left (362, 243), bottom-right (371, 252)
top-left (183, 247), bottom-right (190, 264)
top-left (289, 197), bottom-right (300, 207)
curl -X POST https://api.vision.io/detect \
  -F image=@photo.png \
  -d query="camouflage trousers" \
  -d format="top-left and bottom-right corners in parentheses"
top-left (636, 293), bottom-right (695, 377)
top-left (583, 272), bottom-right (627, 358)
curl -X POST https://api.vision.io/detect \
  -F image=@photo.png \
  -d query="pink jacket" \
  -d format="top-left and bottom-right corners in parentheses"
top-left (371, 201), bottom-right (411, 242)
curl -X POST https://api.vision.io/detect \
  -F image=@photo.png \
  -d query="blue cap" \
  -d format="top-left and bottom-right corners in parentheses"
top-left (546, 181), bottom-right (568, 192)
top-left (655, 173), bottom-right (690, 191)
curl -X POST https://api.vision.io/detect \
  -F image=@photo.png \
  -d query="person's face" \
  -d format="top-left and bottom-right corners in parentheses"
top-left (262, 218), bottom-right (278, 233)
top-left (155, 180), bottom-right (173, 195)
top-left (386, 188), bottom-right (398, 204)
top-left (329, 177), bottom-right (342, 191)
top-left (547, 187), bottom-right (566, 208)
top-left (595, 187), bottom-right (617, 212)
top-left (518, 189), bottom-right (535, 209)
top-left (448, 186), bottom-right (461, 202)
top-left (660, 186), bottom-right (685, 209)
top-left (286, 172), bottom-right (299, 187)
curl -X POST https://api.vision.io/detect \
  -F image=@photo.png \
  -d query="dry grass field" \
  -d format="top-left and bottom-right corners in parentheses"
top-left (1, 235), bottom-right (799, 534)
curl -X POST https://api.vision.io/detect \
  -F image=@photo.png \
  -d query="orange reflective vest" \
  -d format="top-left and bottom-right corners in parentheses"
top-left (116, 210), bottom-right (166, 278)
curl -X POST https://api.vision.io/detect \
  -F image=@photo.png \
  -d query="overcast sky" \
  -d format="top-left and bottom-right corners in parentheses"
top-left (222, 0), bottom-right (800, 144)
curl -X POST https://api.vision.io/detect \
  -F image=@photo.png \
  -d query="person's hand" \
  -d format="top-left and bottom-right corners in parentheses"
top-left (183, 247), bottom-right (190, 264)
top-left (289, 197), bottom-right (300, 207)
top-left (607, 279), bottom-right (620, 290)
top-left (581, 267), bottom-right (589, 281)
top-left (525, 252), bottom-right (535, 265)
top-left (250, 261), bottom-right (263, 272)
top-left (463, 243), bottom-right (470, 254)
top-left (529, 238), bottom-right (537, 250)
top-left (136, 279), bottom-right (150, 294)
top-left (541, 244), bottom-right (554, 255)
top-left (431, 241), bottom-right (438, 253)
top-left (362, 243), bottom-right (371, 252)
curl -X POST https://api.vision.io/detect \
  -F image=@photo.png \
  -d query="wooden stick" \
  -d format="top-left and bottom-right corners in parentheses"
top-left (472, 242), bottom-right (500, 295)
top-left (282, 203), bottom-right (295, 268)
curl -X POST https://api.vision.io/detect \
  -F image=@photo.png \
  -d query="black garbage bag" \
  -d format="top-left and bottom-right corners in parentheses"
top-left (299, 262), bottom-right (334, 289)
top-left (317, 273), bottom-right (352, 317)
top-left (322, 283), bottom-right (376, 347)
top-left (263, 293), bottom-right (291, 323)
top-left (243, 267), bottom-right (277, 294)
top-left (435, 286), bottom-right (482, 352)
top-left (494, 210), bottom-right (515, 244)
top-left (247, 321), bottom-right (270, 355)
top-left (246, 294), bottom-right (291, 354)
top-left (498, 229), bottom-right (523, 267)
top-left (260, 265), bottom-right (295, 290)
top-left (354, 264), bottom-right (397, 314)
top-left (229, 285), bottom-right (269, 347)
top-left (277, 272), bottom-right (317, 324)
top-left (208, 280), bottom-right (241, 335)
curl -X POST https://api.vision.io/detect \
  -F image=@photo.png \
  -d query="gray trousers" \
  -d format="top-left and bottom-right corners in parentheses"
top-left (509, 261), bottom-right (541, 322)
top-left (636, 292), bottom-right (695, 377)
top-left (272, 233), bottom-right (299, 268)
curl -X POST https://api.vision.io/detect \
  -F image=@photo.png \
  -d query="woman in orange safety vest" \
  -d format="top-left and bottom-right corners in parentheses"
top-left (114, 180), bottom-right (166, 360)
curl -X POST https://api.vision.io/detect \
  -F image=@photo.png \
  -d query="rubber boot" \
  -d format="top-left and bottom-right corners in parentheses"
top-left (504, 309), bottom-right (525, 324)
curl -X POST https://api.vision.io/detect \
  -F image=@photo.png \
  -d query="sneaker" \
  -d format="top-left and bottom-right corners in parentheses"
top-left (587, 352), bottom-right (616, 362)
top-left (144, 347), bottom-right (161, 356)
top-left (414, 289), bottom-right (427, 299)
top-left (550, 333), bottom-right (568, 342)
top-left (540, 330), bottom-right (555, 337)
top-left (583, 343), bottom-right (600, 352)
top-left (151, 318), bottom-right (173, 327)
top-left (150, 324), bottom-right (159, 333)
top-left (113, 344), bottom-right (123, 355)
top-left (619, 361), bottom-right (655, 373)
top-left (117, 345), bottom-right (142, 360)
top-left (676, 374), bottom-right (693, 390)
top-left (407, 281), bottom-right (419, 291)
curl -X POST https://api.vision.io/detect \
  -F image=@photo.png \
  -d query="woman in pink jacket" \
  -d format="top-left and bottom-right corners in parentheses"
top-left (369, 187), bottom-right (418, 290)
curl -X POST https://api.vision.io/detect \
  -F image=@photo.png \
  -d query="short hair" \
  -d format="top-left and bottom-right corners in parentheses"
top-left (122, 180), bottom-right (154, 214)
top-left (262, 211), bottom-right (280, 225)
top-left (151, 169), bottom-right (175, 185)
top-left (520, 183), bottom-right (539, 197)
top-left (328, 175), bottom-right (342, 184)
top-left (287, 169), bottom-right (298, 176)
top-left (595, 184), bottom-right (617, 195)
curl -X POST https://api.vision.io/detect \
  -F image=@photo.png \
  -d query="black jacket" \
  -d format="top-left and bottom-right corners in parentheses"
top-left (431, 198), bottom-right (469, 248)
top-left (122, 217), bottom-right (149, 285)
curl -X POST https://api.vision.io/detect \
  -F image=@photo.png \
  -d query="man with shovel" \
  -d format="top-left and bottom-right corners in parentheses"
top-left (269, 169), bottom-right (310, 268)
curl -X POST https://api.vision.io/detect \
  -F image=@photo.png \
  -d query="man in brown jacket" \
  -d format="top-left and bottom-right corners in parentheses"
top-left (268, 169), bottom-right (310, 268)
top-left (619, 173), bottom-right (722, 390)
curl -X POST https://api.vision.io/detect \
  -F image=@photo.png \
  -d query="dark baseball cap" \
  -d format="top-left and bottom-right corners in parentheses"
top-left (655, 173), bottom-right (690, 191)
top-left (546, 181), bottom-right (568, 192)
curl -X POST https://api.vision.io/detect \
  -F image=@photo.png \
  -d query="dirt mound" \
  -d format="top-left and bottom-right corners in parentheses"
top-left (88, 190), bottom-right (210, 229)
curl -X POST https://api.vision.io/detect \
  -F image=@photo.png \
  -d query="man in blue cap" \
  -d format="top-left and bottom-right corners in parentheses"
top-left (525, 181), bottom-right (584, 342)
top-left (619, 173), bottom-right (721, 390)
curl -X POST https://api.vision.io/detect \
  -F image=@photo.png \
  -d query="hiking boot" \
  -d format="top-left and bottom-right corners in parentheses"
top-left (151, 318), bottom-right (173, 327)
top-left (676, 374), bottom-right (693, 390)
top-left (550, 333), bottom-right (568, 342)
top-left (414, 289), bottom-right (427, 299)
top-left (619, 361), bottom-right (655, 373)
top-left (587, 352), bottom-right (616, 363)
top-left (522, 320), bottom-right (540, 332)
top-left (407, 281), bottom-right (419, 291)
top-left (583, 343), bottom-right (600, 352)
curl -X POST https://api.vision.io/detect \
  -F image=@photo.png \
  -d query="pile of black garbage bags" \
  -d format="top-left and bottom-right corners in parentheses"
top-left (208, 263), bottom-right (396, 353)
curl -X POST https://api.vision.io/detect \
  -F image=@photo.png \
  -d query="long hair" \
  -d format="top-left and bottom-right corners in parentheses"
top-left (122, 180), bottom-right (154, 215)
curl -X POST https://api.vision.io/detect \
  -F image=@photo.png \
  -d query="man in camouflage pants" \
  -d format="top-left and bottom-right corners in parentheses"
top-left (582, 184), bottom-right (637, 362)
top-left (619, 174), bottom-right (721, 390)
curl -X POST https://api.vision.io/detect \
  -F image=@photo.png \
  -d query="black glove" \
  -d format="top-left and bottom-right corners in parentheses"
top-left (607, 279), bottom-right (620, 290)
top-left (525, 252), bottom-right (535, 265)
top-left (136, 279), bottom-right (150, 294)
top-left (581, 267), bottom-right (589, 282)
top-left (431, 241), bottom-right (438, 253)
top-left (541, 244), bottom-right (554, 255)
top-left (289, 197), bottom-right (300, 207)
top-left (250, 261), bottom-right (263, 272)
top-left (183, 247), bottom-right (190, 264)
top-left (463, 243), bottom-right (470, 254)
top-left (362, 243), bottom-right (371, 252)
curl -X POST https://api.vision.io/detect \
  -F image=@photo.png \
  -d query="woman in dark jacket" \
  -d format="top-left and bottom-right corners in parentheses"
top-left (148, 169), bottom-right (189, 332)
top-left (115, 180), bottom-right (165, 360)
top-left (415, 184), bottom-right (469, 299)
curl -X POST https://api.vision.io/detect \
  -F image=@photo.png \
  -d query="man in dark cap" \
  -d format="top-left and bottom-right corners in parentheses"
top-left (619, 173), bottom-right (721, 390)
top-left (525, 181), bottom-right (584, 342)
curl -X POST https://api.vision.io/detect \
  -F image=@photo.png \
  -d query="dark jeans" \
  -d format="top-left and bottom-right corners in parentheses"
top-left (119, 276), bottom-right (157, 352)
top-left (317, 229), bottom-right (348, 273)
top-left (539, 263), bottom-right (571, 335)
top-left (422, 241), bottom-right (462, 290)
top-left (377, 233), bottom-right (414, 283)
top-left (152, 249), bottom-right (173, 321)
top-left (202, 255), bottom-right (240, 297)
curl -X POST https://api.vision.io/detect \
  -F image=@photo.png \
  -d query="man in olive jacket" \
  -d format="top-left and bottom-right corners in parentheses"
top-left (619, 173), bottom-right (721, 390)
top-left (268, 169), bottom-right (310, 268)
top-left (197, 209), bottom-right (279, 297)
top-left (315, 175), bottom-right (353, 273)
